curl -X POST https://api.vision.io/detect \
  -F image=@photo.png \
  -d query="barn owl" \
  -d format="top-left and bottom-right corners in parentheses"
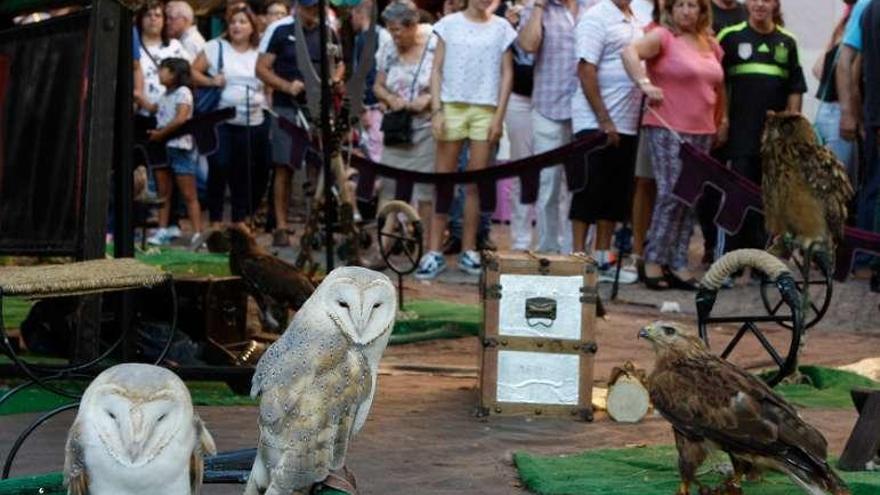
top-left (64, 363), bottom-right (216, 495)
top-left (244, 266), bottom-right (397, 495)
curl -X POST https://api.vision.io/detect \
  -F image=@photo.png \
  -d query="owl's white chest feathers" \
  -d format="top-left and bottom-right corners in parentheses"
top-left (82, 423), bottom-right (195, 495)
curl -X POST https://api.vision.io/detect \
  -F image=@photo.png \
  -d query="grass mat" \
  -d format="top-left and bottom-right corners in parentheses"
top-left (390, 299), bottom-right (481, 344)
top-left (515, 445), bottom-right (880, 495)
top-left (0, 381), bottom-right (255, 416)
top-left (0, 472), bottom-right (346, 495)
top-left (763, 365), bottom-right (880, 409)
top-left (133, 247), bottom-right (231, 278)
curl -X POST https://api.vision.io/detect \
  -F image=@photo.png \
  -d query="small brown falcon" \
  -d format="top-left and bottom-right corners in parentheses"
top-left (227, 225), bottom-right (316, 331)
top-left (640, 321), bottom-right (849, 495)
top-left (761, 112), bottom-right (854, 262)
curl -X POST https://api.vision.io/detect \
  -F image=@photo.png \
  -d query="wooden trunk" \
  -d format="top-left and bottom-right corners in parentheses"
top-left (166, 276), bottom-right (248, 345)
top-left (479, 252), bottom-right (598, 421)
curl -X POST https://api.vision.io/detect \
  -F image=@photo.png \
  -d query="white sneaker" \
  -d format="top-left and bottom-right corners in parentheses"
top-left (598, 262), bottom-right (639, 284)
top-left (190, 232), bottom-right (205, 251)
top-left (147, 227), bottom-right (170, 246)
top-left (458, 250), bottom-right (482, 276)
top-left (414, 251), bottom-right (447, 280)
top-left (166, 225), bottom-right (182, 239)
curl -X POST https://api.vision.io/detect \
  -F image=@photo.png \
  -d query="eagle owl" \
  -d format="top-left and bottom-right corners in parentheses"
top-left (64, 363), bottom-right (216, 495)
top-left (761, 112), bottom-right (854, 262)
top-left (244, 266), bottom-right (397, 495)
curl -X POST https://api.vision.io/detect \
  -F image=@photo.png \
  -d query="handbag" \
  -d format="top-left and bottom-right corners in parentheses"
top-left (194, 40), bottom-right (224, 115)
top-left (812, 44), bottom-right (840, 146)
top-left (381, 41), bottom-right (429, 146)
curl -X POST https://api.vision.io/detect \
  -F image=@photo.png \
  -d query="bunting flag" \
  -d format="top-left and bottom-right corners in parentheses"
top-left (348, 132), bottom-right (608, 214)
top-left (673, 141), bottom-right (880, 281)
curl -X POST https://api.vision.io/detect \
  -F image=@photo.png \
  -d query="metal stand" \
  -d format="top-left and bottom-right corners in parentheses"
top-left (376, 201), bottom-right (423, 310)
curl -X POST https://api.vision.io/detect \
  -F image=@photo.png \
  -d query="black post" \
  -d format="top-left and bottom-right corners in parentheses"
top-left (115, 9), bottom-right (135, 360)
top-left (77, 0), bottom-right (122, 362)
top-left (319, 0), bottom-right (334, 271)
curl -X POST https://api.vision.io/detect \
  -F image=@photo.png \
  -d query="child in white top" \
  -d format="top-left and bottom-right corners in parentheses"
top-left (143, 57), bottom-right (203, 248)
top-left (416, 0), bottom-right (517, 280)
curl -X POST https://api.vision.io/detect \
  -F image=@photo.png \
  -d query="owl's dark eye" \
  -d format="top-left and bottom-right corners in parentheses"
top-left (372, 303), bottom-right (381, 309)
top-left (663, 326), bottom-right (675, 336)
top-left (107, 411), bottom-right (116, 420)
top-left (338, 301), bottom-right (349, 308)
top-left (157, 413), bottom-right (167, 423)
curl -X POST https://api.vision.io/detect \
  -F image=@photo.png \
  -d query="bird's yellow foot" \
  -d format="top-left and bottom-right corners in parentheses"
top-left (675, 481), bottom-right (690, 495)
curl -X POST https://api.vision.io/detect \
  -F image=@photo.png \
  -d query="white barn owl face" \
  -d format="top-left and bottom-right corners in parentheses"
top-left (80, 366), bottom-right (192, 468)
top-left (319, 267), bottom-right (396, 346)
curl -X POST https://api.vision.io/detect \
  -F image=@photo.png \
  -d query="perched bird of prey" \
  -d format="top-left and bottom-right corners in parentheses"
top-left (244, 267), bottom-right (396, 495)
top-left (640, 321), bottom-right (849, 495)
top-left (227, 225), bottom-right (316, 331)
top-left (761, 112), bottom-right (854, 265)
top-left (64, 363), bottom-right (216, 495)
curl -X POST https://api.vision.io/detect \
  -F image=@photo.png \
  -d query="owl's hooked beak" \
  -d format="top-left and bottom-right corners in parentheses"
top-left (127, 408), bottom-right (147, 463)
top-left (638, 324), bottom-right (655, 341)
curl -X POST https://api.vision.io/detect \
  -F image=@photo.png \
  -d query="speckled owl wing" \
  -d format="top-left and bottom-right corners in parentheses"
top-left (251, 326), bottom-right (372, 492)
top-left (190, 414), bottom-right (217, 495)
top-left (794, 141), bottom-right (855, 242)
top-left (63, 421), bottom-right (89, 495)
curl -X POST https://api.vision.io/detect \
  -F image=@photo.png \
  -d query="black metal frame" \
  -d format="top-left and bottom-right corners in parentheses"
top-left (697, 273), bottom-right (804, 386)
top-left (376, 203), bottom-right (423, 310)
top-left (759, 249), bottom-right (833, 330)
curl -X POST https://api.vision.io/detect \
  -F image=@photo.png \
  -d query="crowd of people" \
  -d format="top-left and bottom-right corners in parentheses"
top-left (123, 0), bottom-right (879, 289)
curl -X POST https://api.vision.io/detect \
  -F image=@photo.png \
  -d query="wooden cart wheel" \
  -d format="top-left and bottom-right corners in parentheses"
top-left (376, 201), bottom-right (423, 275)
top-left (697, 249), bottom-right (804, 386)
top-left (760, 248), bottom-right (832, 330)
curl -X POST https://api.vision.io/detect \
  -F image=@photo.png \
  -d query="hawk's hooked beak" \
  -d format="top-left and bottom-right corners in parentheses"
top-left (638, 324), bottom-right (654, 341)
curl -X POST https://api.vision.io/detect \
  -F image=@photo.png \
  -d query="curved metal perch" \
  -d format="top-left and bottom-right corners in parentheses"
top-left (697, 249), bottom-right (804, 386)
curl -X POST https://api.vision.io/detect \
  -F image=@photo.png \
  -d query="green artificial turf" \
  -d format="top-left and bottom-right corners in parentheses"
top-left (764, 365), bottom-right (880, 409)
top-left (515, 445), bottom-right (880, 495)
top-left (0, 472), bottom-right (346, 495)
top-left (2, 297), bottom-right (33, 330)
top-left (390, 299), bottom-right (481, 344)
top-left (134, 248), bottom-right (231, 278)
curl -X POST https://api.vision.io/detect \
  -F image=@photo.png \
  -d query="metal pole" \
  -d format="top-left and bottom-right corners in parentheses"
top-left (319, 0), bottom-right (334, 271)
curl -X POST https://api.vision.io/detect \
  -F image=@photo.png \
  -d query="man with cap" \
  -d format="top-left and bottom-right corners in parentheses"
top-left (257, 0), bottom-right (345, 246)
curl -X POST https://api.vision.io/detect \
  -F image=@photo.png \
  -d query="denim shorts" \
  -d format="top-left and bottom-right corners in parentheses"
top-left (168, 147), bottom-right (197, 176)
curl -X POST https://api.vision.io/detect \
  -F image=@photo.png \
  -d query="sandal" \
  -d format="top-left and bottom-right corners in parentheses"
top-left (642, 262), bottom-right (669, 290)
top-left (663, 268), bottom-right (700, 291)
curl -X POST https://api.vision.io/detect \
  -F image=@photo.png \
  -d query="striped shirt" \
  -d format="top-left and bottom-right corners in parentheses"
top-left (519, 0), bottom-right (590, 120)
top-left (570, 0), bottom-right (644, 135)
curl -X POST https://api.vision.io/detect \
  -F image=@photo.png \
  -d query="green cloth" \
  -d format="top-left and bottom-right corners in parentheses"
top-left (764, 366), bottom-right (880, 409)
top-left (390, 299), bottom-right (481, 344)
top-left (515, 445), bottom-right (880, 495)
top-left (0, 472), bottom-right (347, 494)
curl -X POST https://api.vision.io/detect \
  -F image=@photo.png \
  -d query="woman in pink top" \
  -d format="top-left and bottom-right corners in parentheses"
top-left (622, 0), bottom-right (726, 290)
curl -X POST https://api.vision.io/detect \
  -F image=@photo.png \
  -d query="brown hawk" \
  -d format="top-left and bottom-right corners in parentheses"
top-left (761, 111), bottom-right (854, 266)
top-left (640, 321), bottom-right (849, 495)
top-left (227, 225), bottom-right (315, 331)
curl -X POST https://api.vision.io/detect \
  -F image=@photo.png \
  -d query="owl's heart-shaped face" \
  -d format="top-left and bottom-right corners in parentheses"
top-left (314, 267), bottom-right (396, 347)
top-left (325, 278), bottom-right (396, 346)
top-left (77, 364), bottom-right (194, 468)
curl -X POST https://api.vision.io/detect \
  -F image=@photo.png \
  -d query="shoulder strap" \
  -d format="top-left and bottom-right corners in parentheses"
top-left (408, 37), bottom-right (430, 102)
top-left (140, 36), bottom-right (160, 70)
top-left (217, 39), bottom-right (224, 72)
